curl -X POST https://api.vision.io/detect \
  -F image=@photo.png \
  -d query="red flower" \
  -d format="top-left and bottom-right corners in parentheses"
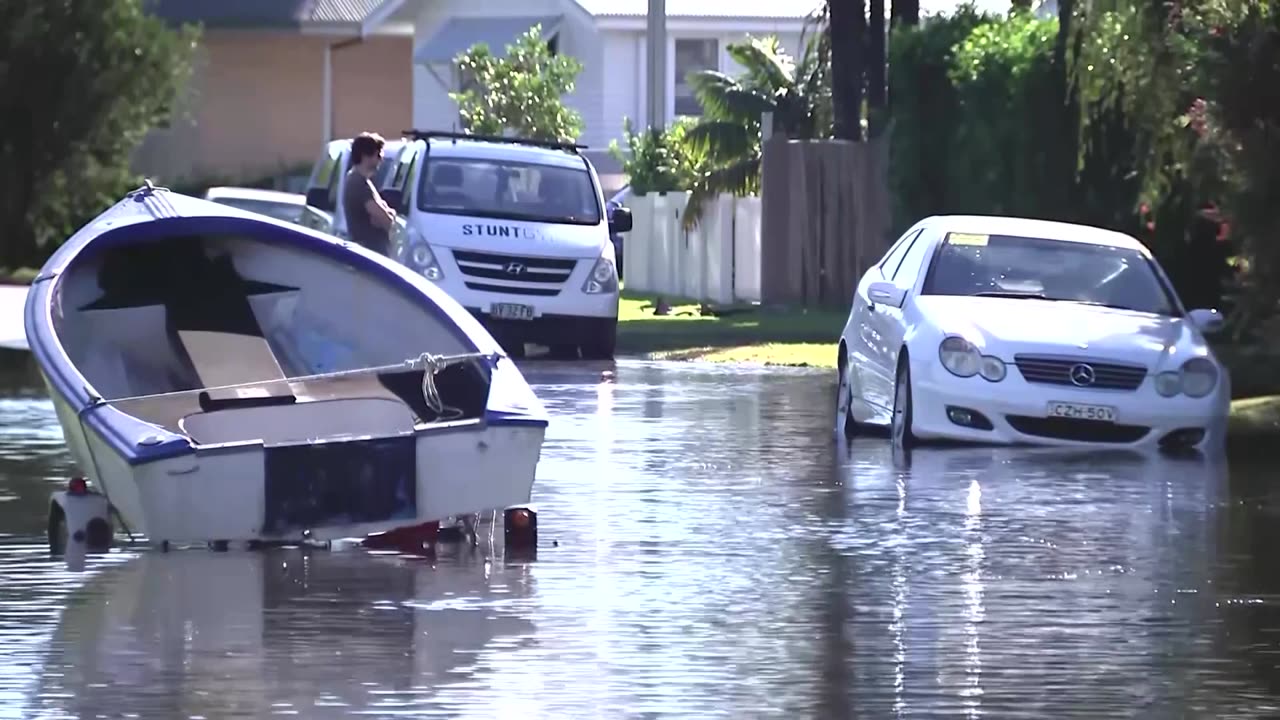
top-left (1139, 203), bottom-right (1150, 215)
top-left (1147, 221), bottom-right (1156, 232)
top-left (1217, 221), bottom-right (1231, 242)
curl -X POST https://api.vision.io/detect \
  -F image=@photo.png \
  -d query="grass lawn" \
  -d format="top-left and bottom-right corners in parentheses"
top-left (617, 292), bottom-right (844, 367)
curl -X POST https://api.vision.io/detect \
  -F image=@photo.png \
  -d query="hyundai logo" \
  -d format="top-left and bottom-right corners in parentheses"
top-left (505, 262), bottom-right (526, 276)
top-left (1069, 363), bottom-right (1096, 387)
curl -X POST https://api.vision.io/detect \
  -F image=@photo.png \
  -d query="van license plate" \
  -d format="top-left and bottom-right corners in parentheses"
top-left (1047, 402), bottom-right (1116, 423)
top-left (491, 303), bottom-right (535, 321)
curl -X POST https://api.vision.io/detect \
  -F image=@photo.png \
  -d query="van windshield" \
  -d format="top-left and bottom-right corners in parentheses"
top-left (415, 158), bottom-right (601, 225)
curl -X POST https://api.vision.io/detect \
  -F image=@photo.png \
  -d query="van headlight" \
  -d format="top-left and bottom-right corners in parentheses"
top-left (582, 257), bottom-right (617, 294)
top-left (939, 336), bottom-right (1005, 381)
top-left (403, 227), bottom-right (444, 281)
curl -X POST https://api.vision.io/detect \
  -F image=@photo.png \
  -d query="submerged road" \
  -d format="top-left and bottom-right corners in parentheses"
top-left (0, 360), bottom-right (1274, 718)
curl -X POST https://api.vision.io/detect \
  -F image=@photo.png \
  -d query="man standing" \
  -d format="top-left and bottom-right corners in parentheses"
top-left (342, 131), bottom-right (396, 255)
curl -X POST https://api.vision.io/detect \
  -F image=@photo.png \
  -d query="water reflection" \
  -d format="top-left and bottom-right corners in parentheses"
top-left (31, 548), bottom-right (536, 718)
top-left (0, 361), bottom-right (1275, 717)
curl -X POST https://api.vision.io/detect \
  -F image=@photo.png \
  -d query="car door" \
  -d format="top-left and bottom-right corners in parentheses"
top-left (379, 144), bottom-right (420, 259)
top-left (848, 227), bottom-right (924, 418)
top-left (303, 143), bottom-right (344, 220)
top-left (872, 228), bottom-right (935, 393)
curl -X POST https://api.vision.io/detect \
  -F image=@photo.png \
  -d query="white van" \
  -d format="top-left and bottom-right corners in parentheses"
top-left (376, 131), bottom-right (631, 360)
top-left (302, 138), bottom-right (405, 240)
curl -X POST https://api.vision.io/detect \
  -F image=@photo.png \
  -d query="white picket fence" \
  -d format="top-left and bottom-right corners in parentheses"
top-left (621, 192), bottom-right (762, 304)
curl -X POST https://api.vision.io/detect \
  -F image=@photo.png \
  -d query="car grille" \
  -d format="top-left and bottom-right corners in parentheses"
top-left (450, 250), bottom-right (578, 297)
top-left (1013, 355), bottom-right (1147, 391)
top-left (1005, 416), bottom-right (1151, 443)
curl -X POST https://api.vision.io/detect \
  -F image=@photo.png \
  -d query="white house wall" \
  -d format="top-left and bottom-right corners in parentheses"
top-left (409, 0), bottom-right (604, 142)
top-left (595, 26), bottom-right (807, 151)
top-left (409, 0), bottom-right (809, 164)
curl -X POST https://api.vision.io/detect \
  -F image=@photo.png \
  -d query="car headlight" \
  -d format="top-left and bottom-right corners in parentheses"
top-left (1154, 371), bottom-right (1181, 397)
top-left (403, 227), bottom-right (444, 281)
top-left (1180, 357), bottom-right (1218, 398)
top-left (582, 257), bottom-right (618, 294)
top-left (939, 337), bottom-right (1005, 381)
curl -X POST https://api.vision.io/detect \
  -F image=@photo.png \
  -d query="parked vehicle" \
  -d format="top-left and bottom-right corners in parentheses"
top-left (25, 181), bottom-right (547, 552)
top-left (376, 130), bottom-right (631, 360)
top-left (607, 185), bottom-right (631, 280)
top-left (836, 215), bottom-right (1230, 452)
top-left (203, 186), bottom-right (333, 234)
top-left (301, 138), bottom-right (405, 241)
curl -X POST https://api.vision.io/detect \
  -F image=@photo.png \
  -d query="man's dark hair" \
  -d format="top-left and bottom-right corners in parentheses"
top-left (351, 131), bottom-right (385, 164)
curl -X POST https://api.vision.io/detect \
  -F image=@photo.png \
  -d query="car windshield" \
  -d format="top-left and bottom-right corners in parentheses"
top-left (922, 232), bottom-right (1179, 316)
top-left (212, 198), bottom-right (302, 224)
top-left (416, 157), bottom-right (601, 225)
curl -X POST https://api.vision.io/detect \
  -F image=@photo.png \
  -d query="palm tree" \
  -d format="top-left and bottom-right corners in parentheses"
top-left (681, 32), bottom-right (831, 228)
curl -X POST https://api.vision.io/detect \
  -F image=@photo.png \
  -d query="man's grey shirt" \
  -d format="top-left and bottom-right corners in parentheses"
top-left (342, 169), bottom-right (390, 254)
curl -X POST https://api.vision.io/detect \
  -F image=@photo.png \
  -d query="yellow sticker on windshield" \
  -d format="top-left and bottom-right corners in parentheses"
top-left (948, 232), bottom-right (989, 246)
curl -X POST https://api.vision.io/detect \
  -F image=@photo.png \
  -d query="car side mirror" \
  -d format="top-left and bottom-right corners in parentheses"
top-left (305, 187), bottom-right (333, 212)
top-left (609, 206), bottom-right (633, 234)
top-left (867, 280), bottom-right (906, 308)
top-left (1188, 308), bottom-right (1225, 334)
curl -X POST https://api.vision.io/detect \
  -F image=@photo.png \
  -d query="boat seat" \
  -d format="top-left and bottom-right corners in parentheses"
top-left (179, 397), bottom-right (417, 446)
top-left (176, 330), bottom-right (290, 399)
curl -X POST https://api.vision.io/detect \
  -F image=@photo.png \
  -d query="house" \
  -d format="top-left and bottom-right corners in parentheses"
top-left (408, 0), bottom-right (823, 190)
top-left (136, 0), bottom-right (416, 188)
top-left (137, 0), bottom-right (821, 191)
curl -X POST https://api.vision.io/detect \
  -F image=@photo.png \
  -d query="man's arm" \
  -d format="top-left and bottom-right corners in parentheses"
top-left (361, 180), bottom-right (395, 230)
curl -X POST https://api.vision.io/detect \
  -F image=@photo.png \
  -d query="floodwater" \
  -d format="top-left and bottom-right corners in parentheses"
top-left (0, 358), bottom-right (1277, 719)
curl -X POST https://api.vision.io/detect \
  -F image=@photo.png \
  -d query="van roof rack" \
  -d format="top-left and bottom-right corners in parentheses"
top-left (401, 129), bottom-right (587, 153)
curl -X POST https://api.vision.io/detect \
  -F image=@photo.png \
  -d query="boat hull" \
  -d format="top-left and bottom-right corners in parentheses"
top-left (46, 372), bottom-right (542, 545)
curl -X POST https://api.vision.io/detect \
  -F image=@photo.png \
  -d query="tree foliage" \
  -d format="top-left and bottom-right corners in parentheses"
top-left (682, 34), bottom-right (832, 227)
top-left (607, 116), bottom-right (704, 195)
top-left (0, 0), bottom-right (197, 268)
top-left (450, 25), bottom-right (584, 142)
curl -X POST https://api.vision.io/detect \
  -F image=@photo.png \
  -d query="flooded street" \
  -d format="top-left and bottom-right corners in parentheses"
top-left (0, 359), bottom-right (1277, 718)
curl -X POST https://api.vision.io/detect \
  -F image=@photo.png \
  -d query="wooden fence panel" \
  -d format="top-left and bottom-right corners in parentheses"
top-left (759, 136), bottom-right (892, 307)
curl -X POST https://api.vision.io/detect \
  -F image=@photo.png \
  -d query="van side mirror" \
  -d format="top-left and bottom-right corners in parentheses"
top-left (609, 206), bottom-right (633, 234)
top-left (305, 187), bottom-right (333, 213)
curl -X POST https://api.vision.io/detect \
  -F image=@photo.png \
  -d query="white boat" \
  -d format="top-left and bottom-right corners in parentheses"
top-left (24, 181), bottom-right (548, 551)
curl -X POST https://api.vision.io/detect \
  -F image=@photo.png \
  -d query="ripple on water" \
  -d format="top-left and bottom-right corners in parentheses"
top-left (0, 360), bottom-right (1276, 718)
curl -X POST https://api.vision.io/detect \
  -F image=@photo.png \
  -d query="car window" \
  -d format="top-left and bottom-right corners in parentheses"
top-left (416, 157), bottom-right (601, 226)
top-left (879, 228), bottom-right (923, 276)
top-left (890, 229), bottom-right (932, 288)
top-left (921, 232), bottom-right (1178, 315)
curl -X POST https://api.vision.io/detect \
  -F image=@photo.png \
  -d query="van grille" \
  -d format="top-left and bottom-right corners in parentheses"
top-left (1013, 355), bottom-right (1147, 391)
top-left (450, 250), bottom-right (577, 297)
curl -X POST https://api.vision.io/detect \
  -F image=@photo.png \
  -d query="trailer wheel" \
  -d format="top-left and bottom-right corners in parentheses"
top-left (47, 502), bottom-right (68, 555)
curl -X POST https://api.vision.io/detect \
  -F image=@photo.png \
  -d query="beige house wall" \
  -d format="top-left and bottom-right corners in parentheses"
top-left (133, 31), bottom-right (413, 186)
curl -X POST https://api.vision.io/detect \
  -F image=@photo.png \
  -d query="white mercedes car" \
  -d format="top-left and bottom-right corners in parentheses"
top-left (836, 215), bottom-right (1231, 452)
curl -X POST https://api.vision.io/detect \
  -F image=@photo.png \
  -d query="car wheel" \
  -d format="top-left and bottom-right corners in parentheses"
top-left (837, 351), bottom-right (858, 438)
top-left (892, 358), bottom-right (916, 450)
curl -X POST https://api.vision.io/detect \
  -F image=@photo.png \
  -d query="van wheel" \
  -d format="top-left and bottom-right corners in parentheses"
top-left (549, 344), bottom-right (580, 360)
top-left (580, 328), bottom-right (617, 361)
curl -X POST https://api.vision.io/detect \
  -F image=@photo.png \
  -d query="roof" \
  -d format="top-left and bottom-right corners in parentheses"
top-left (573, 0), bottom-right (823, 19)
top-left (414, 15), bottom-right (563, 64)
top-left (203, 187), bottom-right (307, 204)
top-left (143, 0), bottom-right (405, 30)
top-left (575, 0), bottom-right (1009, 21)
top-left (924, 215), bottom-right (1145, 251)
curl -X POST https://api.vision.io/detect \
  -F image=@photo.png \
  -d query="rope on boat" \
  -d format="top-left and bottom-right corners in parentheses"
top-left (415, 352), bottom-right (495, 421)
